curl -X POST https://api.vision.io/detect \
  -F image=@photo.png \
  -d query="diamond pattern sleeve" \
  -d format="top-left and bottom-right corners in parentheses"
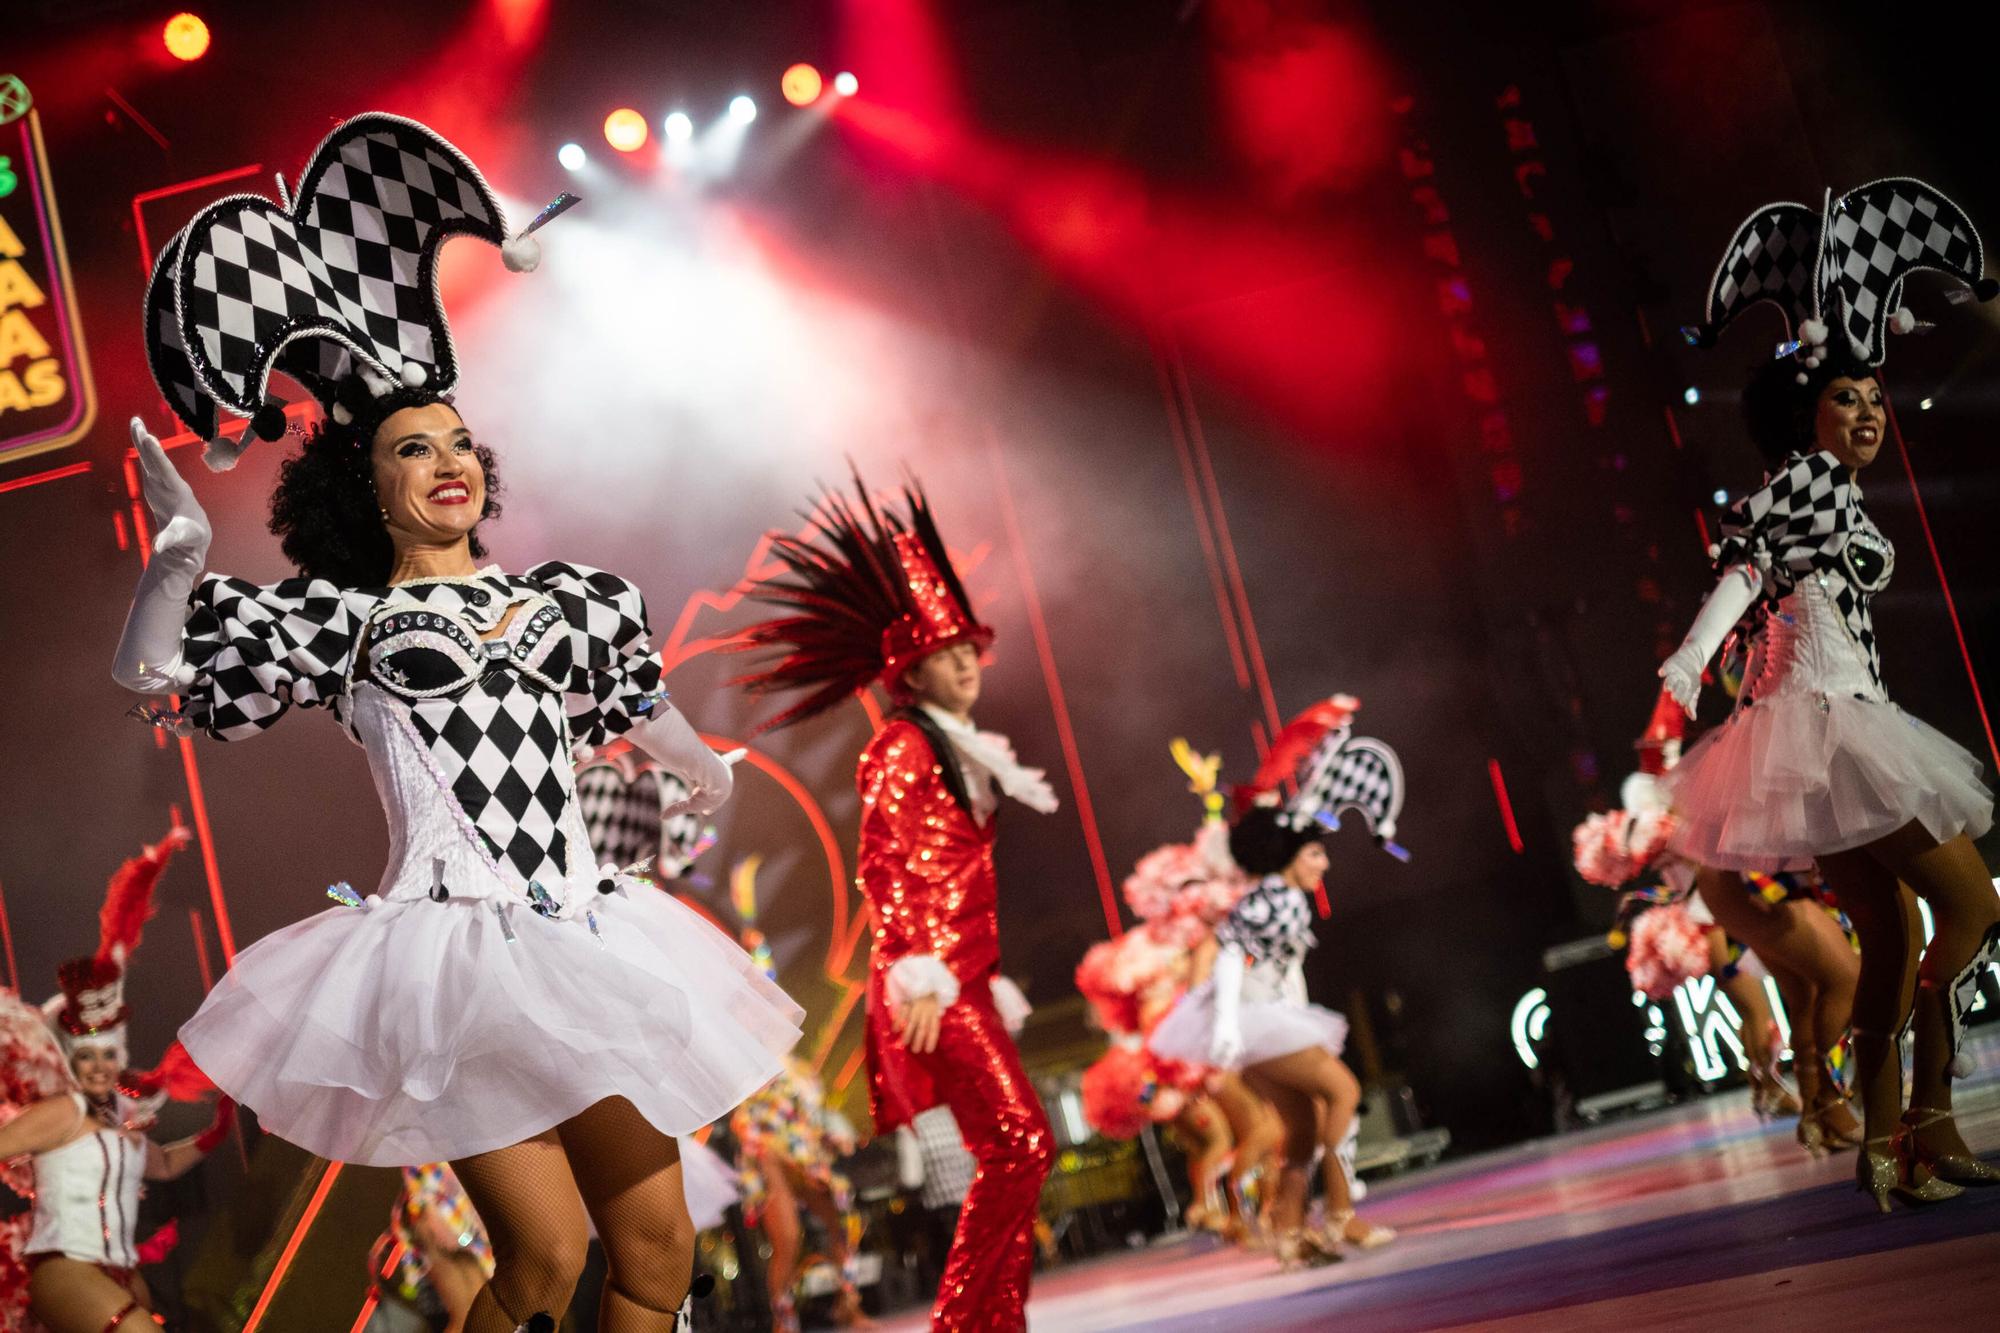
top-left (524, 561), bottom-right (667, 751)
top-left (180, 575), bottom-right (360, 740)
top-left (1712, 451), bottom-right (1846, 579)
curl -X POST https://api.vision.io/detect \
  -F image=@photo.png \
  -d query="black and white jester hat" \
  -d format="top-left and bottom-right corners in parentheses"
top-left (143, 112), bottom-right (577, 470)
top-left (1683, 177), bottom-right (1995, 382)
top-left (1228, 695), bottom-right (1411, 874)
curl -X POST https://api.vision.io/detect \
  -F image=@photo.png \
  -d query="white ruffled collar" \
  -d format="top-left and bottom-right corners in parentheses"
top-left (919, 705), bottom-right (1059, 824)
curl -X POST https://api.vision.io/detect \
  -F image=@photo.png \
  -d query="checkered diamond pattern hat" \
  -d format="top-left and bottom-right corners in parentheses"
top-left (1686, 177), bottom-right (1994, 370)
top-left (141, 113), bottom-right (574, 468)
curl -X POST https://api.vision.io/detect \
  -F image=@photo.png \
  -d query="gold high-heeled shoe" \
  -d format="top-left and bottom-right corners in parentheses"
top-left (1324, 1207), bottom-right (1397, 1250)
top-left (1748, 1059), bottom-right (1801, 1120)
top-left (1902, 1108), bottom-right (2000, 1186)
top-left (1274, 1227), bottom-right (1342, 1270)
top-left (1796, 1098), bottom-right (1861, 1155)
top-left (1856, 1132), bottom-right (1963, 1213)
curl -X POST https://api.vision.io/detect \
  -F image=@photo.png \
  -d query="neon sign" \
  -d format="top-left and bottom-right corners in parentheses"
top-left (0, 77), bottom-right (95, 464)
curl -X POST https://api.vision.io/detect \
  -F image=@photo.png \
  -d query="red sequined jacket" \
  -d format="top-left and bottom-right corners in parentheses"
top-left (856, 718), bottom-right (1000, 1130)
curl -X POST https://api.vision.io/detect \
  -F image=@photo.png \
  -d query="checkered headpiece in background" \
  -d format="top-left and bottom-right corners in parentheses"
top-left (143, 113), bottom-right (576, 469)
top-left (1684, 177), bottom-right (1995, 373)
top-left (1240, 696), bottom-right (1410, 862)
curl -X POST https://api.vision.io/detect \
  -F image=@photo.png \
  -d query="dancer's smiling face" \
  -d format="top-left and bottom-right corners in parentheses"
top-left (70, 1044), bottom-right (120, 1099)
top-left (1814, 376), bottom-right (1885, 471)
top-left (1283, 840), bottom-right (1330, 890)
top-left (371, 403), bottom-right (487, 550)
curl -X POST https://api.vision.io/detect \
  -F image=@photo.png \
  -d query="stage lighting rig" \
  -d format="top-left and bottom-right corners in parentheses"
top-left (664, 111), bottom-right (693, 143)
top-left (164, 12), bottom-right (210, 62)
top-left (782, 63), bottom-right (824, 107)
top-left (833, 71), bottom-right (859, 97)
top-left (729, 95), bottom-right (758, 124)
top-left (558, 142), bottom-right (586, 171)
top-left (604, 108), bottom-right (648, 152)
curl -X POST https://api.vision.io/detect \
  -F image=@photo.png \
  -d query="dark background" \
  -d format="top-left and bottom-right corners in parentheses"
top-left (4, 0), bottom-right (1995, 1165)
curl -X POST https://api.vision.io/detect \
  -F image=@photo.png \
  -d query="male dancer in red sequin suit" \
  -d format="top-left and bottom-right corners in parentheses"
top-left (737, 475), bottom-right (1056, 1332)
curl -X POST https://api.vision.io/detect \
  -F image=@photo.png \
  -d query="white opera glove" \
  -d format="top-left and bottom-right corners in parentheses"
top-left (112, 418), bottom-right (211, 694)
top-left (624, 705), bottom-right (735, 816)
top-left (1658, 564), bottom-right (1758, 718)
top-left (1208, 946), bottom-right (1247, 1068)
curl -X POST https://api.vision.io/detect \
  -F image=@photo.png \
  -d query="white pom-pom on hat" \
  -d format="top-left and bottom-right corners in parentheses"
top-left (401, 361), bottom-right (427, 388)
top-left (502, 232), bottom-right (542, 273)
top-left (1798, 317), bottom-right (1829, 348)
top-left (1889, 307), bottom-right (1916, 334)
top-left (330, 402), bottom-right (354, 425)
top-left (201, 432), bottom-right (252, 473)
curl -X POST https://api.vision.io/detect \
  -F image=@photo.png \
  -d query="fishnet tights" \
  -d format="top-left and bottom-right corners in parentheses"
top-left (454, 1097), bottom-right (694, 1332)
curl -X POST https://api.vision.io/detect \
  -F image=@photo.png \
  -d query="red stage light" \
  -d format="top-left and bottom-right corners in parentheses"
top-left (603, 108), bottom-right (648, 152)
top-left (782, 63), bottom-right (824, 107)
top-left (164, 13), bottom-right (210, 62)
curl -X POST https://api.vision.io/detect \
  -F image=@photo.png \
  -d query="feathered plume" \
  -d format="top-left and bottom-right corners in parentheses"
top-left (733, 465), bottom-right (991, 732)
top-left (97, 825), bottom-right (192, 966)
top-left (1240, 694), bottom-right (1359, 808)
top-left (120, 1041), bottom-right (216, 1104)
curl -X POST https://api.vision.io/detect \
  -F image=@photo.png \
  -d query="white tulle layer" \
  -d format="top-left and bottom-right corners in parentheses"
top-left (180, 879), bottom-right (803, 1167)
top-left (678, 1134), bottom-right (742, 1231)
top-left (1664, 694), bottom-right (1992, 871)
top-left (1147, 982), bottom-right (1348, 1071)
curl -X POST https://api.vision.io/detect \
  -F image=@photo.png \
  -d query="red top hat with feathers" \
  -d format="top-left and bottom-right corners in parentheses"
top-left (734, 466), bottom-right (993, 731)
top-left (49, 827), bottom-right (191, 1063)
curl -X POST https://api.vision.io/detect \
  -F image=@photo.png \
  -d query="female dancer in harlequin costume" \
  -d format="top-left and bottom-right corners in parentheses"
top-left (1574, 695), bottom-right (1861, 1153)
top-left (735, 472), bottom-right (1058, 1333)
top-left (0, 829), bottom-right (232, 1333)
top-left (1665, 178), bottom-right (1999, 1209)
top-left (1149, 699), bottom-right (1399, 1266)
top-left (114, 114), bottom-right (802, 1331)
top-left (1076, 760), bottom-right (1284, 1244)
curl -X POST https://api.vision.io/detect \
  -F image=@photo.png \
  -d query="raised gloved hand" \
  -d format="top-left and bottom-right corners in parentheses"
top-left (624, 703), bottom-right (737, 817)
top-left (112, 418), bottom-right (212, 693)
top-left (1657, 564), bottom-right (1759, 719)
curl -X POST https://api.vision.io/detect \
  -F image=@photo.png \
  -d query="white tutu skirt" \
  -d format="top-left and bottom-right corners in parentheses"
top-left (1147, 983), bottom-right (1348, 1072)
top-left (678, 1134), bottom-right (742, 1231)
top-left (1664, 695), bottom-right (1993, 871)
top-left (180, 880), bottom-right (804, 1167)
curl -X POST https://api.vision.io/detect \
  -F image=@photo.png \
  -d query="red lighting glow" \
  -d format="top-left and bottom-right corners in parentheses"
top-left (603, 108), bottom-right (648, 152)
top-left (1488, 758), bottom-right (1525, 854)
top-left (164, 13), bottom-right (210, 62)
top-left (782, 63), bottom-right (825, 107)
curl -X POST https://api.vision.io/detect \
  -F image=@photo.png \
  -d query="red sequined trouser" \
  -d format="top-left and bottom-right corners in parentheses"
top-left (920, 993), bottom-right (1054, 1332)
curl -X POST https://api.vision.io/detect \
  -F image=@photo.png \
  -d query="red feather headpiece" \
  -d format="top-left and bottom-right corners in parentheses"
top-left (733, 466), bottom-right (992, 732)
top-left (51, 826), bottom-right (191, 1057)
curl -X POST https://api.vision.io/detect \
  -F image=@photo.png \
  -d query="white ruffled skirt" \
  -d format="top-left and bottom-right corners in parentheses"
top-left (678, 1134), bottom-right (743, 1231)
top-left (1664, 694), bottom-right (1992, 871)
top-left (1147, 981), bottom-right (1348, 1072)
top-left (180, 877), bottom-right (803, 1167)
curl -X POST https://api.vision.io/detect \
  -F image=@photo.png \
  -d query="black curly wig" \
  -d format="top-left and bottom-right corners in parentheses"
top-left (1740, 349), bottom-right (1880, 470)
top-left (268, 390), bottom-right (502, 588)
top-left (1229, 805), bottom-right (1325, 878)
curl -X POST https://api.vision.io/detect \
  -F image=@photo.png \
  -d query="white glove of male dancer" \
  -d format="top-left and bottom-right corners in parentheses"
top-left (624, 706), bottom-right (739, 817)
top-left (1657, 564), bottom-right (1758, 719)
top-left (113, 418), bottom-right (211, 693)
top-left (1208, 946), bottom-right (1247, 1069)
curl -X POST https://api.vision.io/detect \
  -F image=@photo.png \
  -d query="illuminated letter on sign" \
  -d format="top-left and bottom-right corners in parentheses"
top-left (0, 77), bottom-right (96, 464)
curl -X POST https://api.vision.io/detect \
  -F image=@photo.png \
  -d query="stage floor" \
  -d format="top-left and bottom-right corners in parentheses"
top-left (879, 1038), bottom-right (2000, 1331)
